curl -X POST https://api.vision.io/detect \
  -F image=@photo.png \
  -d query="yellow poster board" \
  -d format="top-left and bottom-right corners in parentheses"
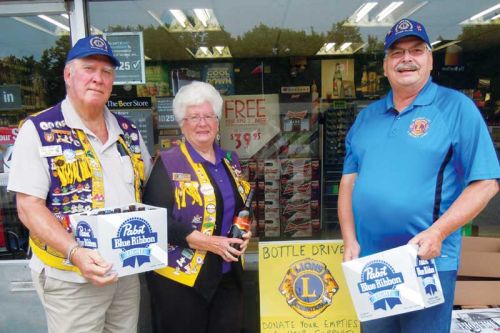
top-left (259, 240), bottom-right (360, 333)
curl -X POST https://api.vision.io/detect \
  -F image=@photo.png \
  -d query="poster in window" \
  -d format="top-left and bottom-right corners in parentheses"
top-left (220, 94), bottom-right (280, 159)
top-left (202, 63), bottom-right (234, 96)
top-left (321, 59), bottom-right (355, 99)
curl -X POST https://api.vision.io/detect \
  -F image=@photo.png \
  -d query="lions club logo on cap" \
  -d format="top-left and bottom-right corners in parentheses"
top-left (409, 117), bottom-right (430, 137)
top-left (279, 258), bottom-right (339, 319)
top-left (89, 36), bottom-right (108, 51)
top-left (395, 19), bottom-right (413, 34)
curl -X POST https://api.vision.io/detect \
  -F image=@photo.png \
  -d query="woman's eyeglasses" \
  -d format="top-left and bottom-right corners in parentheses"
top-left (183, 115), bottom-right (219, 124)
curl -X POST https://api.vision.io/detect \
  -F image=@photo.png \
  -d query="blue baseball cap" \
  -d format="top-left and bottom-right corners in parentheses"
top-left (66, 35), bottom-right (120, 67)
top-left (384, 19), bottom-right (431, 51)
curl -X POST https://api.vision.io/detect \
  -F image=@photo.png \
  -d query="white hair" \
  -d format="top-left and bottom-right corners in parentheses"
top-left (172, 81), bottom-right (223, 124)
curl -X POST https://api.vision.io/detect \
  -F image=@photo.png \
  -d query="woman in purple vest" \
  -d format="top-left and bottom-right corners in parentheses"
top-left (143, 81), bottom-right (252, 333)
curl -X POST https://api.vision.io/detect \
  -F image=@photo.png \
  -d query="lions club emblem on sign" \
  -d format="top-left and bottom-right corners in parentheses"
top-left (408, 118), bottom-right (430, 137)
top-left (279, 258), bottom-right (339, 319)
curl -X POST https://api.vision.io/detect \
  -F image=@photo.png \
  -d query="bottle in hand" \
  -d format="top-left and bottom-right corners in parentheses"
top-left (228, 188), bottom-right (255, 250)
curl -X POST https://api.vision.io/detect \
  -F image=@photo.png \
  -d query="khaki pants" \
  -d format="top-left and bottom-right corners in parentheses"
top-left (31, 270), bottom-right (140, 333)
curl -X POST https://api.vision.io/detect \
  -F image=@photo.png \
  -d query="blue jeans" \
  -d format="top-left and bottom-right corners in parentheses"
top-left (361, 270), bottom-right (457, 333)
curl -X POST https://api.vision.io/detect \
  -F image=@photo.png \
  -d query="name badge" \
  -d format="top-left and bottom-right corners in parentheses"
top-left (39, 145), bottom-right (63, 158)
top-left (172, 173), bottom-right (191, 181)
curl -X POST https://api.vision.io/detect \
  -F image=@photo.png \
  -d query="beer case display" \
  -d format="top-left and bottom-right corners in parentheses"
top-left (342, 244), bottom-right (444, 322)
top-left (69, 203), bottom-right (168, 277)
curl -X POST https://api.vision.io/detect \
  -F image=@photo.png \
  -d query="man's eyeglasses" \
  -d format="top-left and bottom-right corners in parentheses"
top-left (387, 46), bottom-right (429, 59)
top-left (183, 115), bottom-right (219, 124)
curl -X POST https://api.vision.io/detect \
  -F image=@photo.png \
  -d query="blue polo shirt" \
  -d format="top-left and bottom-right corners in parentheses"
top-left (343, 78), bottom-right (500, 271)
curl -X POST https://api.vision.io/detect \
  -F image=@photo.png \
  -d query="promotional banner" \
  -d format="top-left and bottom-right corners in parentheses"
top-left (220, 94), bottom-right (280, 159)
top-left (105, 32), bottom-right (146, 85)
top-left (201, 63), bottom-right (234, 95)
top-left (259, 240), bottom-right (360, 333)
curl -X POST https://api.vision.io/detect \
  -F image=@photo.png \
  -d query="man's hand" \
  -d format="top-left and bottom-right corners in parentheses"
top-left (71, 248), bottom-right (118, 286)
top-left (343, 239), bottom-right (360, 262)
top-left (409, 227), bottom-right (444, 260)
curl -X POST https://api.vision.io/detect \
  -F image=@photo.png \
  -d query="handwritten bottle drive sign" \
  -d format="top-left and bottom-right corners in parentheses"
top-left (342, 244), bottom-right (444, 322)
top-left (259, 240), bottom-right (360, 333)
top-left (70, 204), bottom-right (168, 276)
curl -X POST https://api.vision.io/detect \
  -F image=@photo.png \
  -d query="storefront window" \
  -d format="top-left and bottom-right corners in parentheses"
top-left (0, 2), bottom-right (69, 259)
top-left (86, 0), bottom-right (500, 241)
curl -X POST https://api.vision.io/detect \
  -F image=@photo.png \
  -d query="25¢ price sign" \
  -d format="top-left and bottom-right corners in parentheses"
top-left (230, 130), bottom-right (261, 149)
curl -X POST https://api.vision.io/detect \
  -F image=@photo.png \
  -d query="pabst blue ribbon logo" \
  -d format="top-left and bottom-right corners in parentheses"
top-left (75, 221), bottom-right (98, 249)
top-left (279, 258), bottom-right (339, 319)
top-left (415, 259), bottom-right (438, 295)
top-left (358, 260), bottom-right (404, 311)
top-left (112, 217), bottom-right (157, 268)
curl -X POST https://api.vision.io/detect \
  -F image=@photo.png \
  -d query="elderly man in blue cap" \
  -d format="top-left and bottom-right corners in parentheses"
top-left (8, 35), bottom-right (152, 332)
top-left (338, 19), bottom-right (500, 332)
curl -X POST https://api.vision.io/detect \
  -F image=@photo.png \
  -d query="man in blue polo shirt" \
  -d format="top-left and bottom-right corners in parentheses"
top-left (338, 18), bottom-right (500, 332)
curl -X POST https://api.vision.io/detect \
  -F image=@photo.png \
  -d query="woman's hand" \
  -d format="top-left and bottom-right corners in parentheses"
top-left (186, 230), bottom-right (244, 262)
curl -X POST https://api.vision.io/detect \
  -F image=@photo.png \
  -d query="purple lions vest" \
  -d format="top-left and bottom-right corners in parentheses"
top-left (154, 142), bottom-right (250, 287)
top-left (27, 102), bottom-right (145, 272)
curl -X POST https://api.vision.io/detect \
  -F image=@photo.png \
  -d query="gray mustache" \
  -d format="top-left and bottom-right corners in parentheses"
top-left (396, 63), bottom-right (420, 71)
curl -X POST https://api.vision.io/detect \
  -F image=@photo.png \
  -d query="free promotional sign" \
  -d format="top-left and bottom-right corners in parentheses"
top-left (259, 240), bottom-right (360, 333)
top-left (220, 94), bottom-right (280, 159)
top-left (104, 32), bottom-right (146, 85)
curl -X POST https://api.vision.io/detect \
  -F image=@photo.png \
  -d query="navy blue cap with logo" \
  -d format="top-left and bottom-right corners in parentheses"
top-left (66, 35), bottom-right (121, 67)
top-left (384, 18), bottom-right (431, 51)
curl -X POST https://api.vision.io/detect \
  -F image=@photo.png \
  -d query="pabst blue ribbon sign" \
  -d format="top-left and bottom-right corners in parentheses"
top-left (357, 260), bottom-right (404, 311)
top-left (112, 217), bottom-right (158, 268)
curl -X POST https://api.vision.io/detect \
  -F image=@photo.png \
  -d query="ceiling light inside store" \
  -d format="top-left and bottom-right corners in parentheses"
top-left (12, 16), bottom-right (57, 36)
top-left (376, 1), bottom-right (403, 22)
top-left (38, 14), bottom-right (70, 32)
top-left (162, 8), bottom-right (221, 32)
top-left (431, 39), bottom-right (461, 52)
top-left (169, 9), bottom-right (187, 28)
top-left (354, 2), bottom-right (378, 23)
top-left (340, 42), bottom-right (352, 51)
top-left (345, 1), bottom-right (428, 26)
top-left (325, 42), bottom-right (335, 52)
top-left (460, 3), bottom-right (500, 25)
top-left (193, 8), bottom-right (210, 28)
top-left (316, 42), bottom-right (364, 55)
top-left (186, 46), bottom-right (232, 59)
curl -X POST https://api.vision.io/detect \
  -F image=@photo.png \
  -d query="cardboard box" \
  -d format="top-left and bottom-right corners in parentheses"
top-left (342, 244), bottom-right (444, 322)
top-left (454, 237), bottom-right (500, 306)
top-left (69, 203), bottom-right (168, 277)
top-left (458, 237), bottom-right (500, 278)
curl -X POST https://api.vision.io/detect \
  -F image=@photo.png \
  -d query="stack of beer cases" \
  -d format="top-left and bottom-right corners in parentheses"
top-left (280, 158), bottom-right (321, 238)
top-left (239, 159), bottom-right (258, 236)
top-left (260, 159), bottom-right (280, 237)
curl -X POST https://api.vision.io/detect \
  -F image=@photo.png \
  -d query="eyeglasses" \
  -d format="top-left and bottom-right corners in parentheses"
top-left (387, 46), bottom-right (429, 59)
top-left (183, 115), bottom-right (219, 124)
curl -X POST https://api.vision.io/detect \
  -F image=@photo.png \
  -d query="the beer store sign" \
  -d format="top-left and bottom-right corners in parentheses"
top-left (0, 85), bottom-right (22, 111)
